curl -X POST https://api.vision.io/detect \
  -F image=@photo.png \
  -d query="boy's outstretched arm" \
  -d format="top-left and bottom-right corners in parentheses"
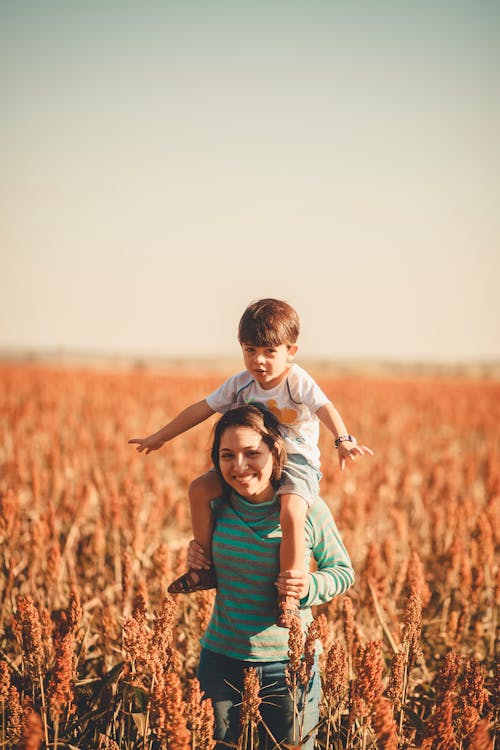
top-left (316, 402), bottom-right (373, 470)
top-left (129, 399), bottom-right (215, 454)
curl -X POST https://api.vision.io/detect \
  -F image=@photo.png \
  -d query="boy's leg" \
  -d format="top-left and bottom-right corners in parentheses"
top-left (168, 470), bottom-right (223, 594)
top-left (189, 471), bottom-right (222, 561)
top-left (277, 493), bottom-right (308, 627)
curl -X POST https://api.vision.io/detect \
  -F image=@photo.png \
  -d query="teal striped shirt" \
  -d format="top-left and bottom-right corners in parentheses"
top-left (200, 492), bottom-right (355, 661)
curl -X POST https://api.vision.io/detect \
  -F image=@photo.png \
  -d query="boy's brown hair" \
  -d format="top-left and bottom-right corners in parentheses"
top-left (238, 298), bottom-right (300, 347)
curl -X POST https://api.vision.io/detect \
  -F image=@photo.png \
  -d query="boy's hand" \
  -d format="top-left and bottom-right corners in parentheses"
top-left (337, 442), bottom-right (373, 471)
top-left (128, 433), bottom-right (165, 454)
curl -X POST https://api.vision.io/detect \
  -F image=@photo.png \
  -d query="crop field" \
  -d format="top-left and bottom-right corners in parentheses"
top-left (0, 363), bottom-right (498, 749)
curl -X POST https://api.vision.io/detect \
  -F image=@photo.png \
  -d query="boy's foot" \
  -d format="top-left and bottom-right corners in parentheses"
top-left (276, 595), bottom-right (300, 628)
top-left (167, 568), bottom-right (217, 595)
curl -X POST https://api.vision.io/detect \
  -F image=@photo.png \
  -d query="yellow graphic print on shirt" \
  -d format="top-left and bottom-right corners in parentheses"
top-left (266, 399), bottom-right (298, 425)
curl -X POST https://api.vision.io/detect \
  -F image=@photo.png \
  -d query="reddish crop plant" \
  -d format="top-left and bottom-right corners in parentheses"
top-left (18, 701), bottom-right (43, 750)
top-left (240, 667), bottom-right (262, 749)
top-left (0, 363), bottom-right (498, 748)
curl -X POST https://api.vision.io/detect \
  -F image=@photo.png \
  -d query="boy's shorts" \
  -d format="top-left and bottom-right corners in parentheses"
top-left (276, 453), bottom-right (322, 510)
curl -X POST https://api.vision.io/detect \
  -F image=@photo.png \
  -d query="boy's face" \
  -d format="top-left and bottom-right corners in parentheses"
top-left (241, 342), bottom-right (298, 390)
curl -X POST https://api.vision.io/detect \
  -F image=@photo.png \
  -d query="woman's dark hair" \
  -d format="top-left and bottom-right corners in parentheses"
top-left (211, 405), bottom-right (286, 497)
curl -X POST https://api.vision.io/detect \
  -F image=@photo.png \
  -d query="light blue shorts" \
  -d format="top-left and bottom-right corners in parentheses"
top-left (276, 453), bottom-right (322, 509)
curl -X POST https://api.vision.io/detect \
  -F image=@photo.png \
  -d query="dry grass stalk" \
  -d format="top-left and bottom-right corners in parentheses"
top-left (300, 618), bottom-right (319, 686)
top-left (18, 700), bottom-right (43, 750)
top-left (324, 640), bottom-right (348, 709)
top-left (240, 666), bottom-right (261, 729)
top-left (314, 612), bottom-right (331, 651)
top-left (353, 640), bottom-right (384, 715)
top-left (285, 618), bottom-right (306, 745)
top-left (1, 662), bottom-right (11, 749)
top-left (194, 589), bottom-right (215, 635)
top-left (349, 640), bottom-right (384, 749)
top-left (406, 549), bottom-right (432, 607)
top-left (15, 596), bottom-right (45, 685)
top-left (123, 613), bottom-right (151, 676)
top-left (6, 685), bottom-right (22, 743)
top-left (46, 630), bottom-right (76, 719)
top-left (98, 733), bottom-right (121, 750)
top-left (185, 678), bottom-right (215, 750)
top-left (342, 595), bottom-right (357, 681)
top-left (421, 691), bottom-right (457, 750)
top-left (387, 647), bottom-right (405, 712)
top-left (421, 650), bottom-right (461, 750)
top-left (132, 580), bottom-right (149, 621)
top-left (458, 658), bottom-right (487, 741)
top-left (153, 668), bottom-right (190, 748)
top-left (368, 581), bottom-right (399, 654)
top-left (0, 659), bottom-right (10, 701)
top-left (372, 696), bottom-right (399, 750)
top-left (323, 639), bottom-right (348, 747)
top-left (121, 549), bottom-right (133, 617)
top-left (151, 595), bottom-right (176, 665)
top-left (436, 650), bottom-right (460, 699)
top-left (468, 716), bottom-right (494, 750)
top-left (402, 590), bottom-right (422, 674)
top-left (286, 617), bottom-right (305, 689)
top-left (196, 700), bottom-right (216, 750)
top-left (362, 542), bottom-right (387, 611)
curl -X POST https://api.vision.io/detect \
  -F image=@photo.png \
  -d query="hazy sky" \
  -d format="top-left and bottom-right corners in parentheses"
top-left (1, 0), bottom-right (499, 362)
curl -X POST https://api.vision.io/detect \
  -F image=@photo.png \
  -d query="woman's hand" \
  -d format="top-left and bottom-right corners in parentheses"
top-left (276, 569), bottom-right (310, 600)
top-left (187, 539), bottom-right (212, 571)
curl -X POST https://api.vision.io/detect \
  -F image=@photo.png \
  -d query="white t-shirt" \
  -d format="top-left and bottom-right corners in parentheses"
top-left (206, 364), bottom-right (330, 468)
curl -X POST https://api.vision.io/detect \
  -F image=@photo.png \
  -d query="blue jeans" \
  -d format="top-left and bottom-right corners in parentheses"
top-left (198, 648), bottom-right (320, 749)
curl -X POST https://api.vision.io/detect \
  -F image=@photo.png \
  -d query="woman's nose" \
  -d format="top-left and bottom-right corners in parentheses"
top-left (234, 454), bottom-right (247, 470)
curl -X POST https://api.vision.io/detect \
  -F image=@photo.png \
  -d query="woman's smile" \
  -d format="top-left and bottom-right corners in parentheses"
top-left (219, 426), bottom-right (275, 503)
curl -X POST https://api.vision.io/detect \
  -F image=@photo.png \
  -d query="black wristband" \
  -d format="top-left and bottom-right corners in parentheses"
top-left (335, 435), bottom-right (357, 449)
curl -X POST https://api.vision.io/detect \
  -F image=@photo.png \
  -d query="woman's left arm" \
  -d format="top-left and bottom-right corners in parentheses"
top-left (300, 500), bottom-right (355, 607)
top-left (276, 501), bottom-right (354, 605)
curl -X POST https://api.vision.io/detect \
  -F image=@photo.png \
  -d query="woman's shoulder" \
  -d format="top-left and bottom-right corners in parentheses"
top-left (305, 496), bottom-right (337, 529)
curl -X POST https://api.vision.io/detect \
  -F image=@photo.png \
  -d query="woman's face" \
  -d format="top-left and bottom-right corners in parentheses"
top-left (218, 425), bottom-right (275, 503)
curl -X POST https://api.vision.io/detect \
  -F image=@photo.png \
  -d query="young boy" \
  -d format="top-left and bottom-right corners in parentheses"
top-left (129, 298), bottom-right (372, 627)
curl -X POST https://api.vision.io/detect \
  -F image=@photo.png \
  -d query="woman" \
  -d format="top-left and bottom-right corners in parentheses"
top-left (187, 404), bottom-right (355, 749)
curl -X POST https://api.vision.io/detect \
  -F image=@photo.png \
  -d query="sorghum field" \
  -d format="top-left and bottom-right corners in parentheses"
top-left (0, 363), bottom-right (498, 750)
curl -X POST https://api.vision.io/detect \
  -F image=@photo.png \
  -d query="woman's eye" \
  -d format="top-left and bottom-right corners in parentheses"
top-left (247, 451), bottom-right (260, 457)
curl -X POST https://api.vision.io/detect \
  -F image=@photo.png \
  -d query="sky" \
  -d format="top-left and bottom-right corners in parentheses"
top-left (1, 0), bottom-right (499, 363)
